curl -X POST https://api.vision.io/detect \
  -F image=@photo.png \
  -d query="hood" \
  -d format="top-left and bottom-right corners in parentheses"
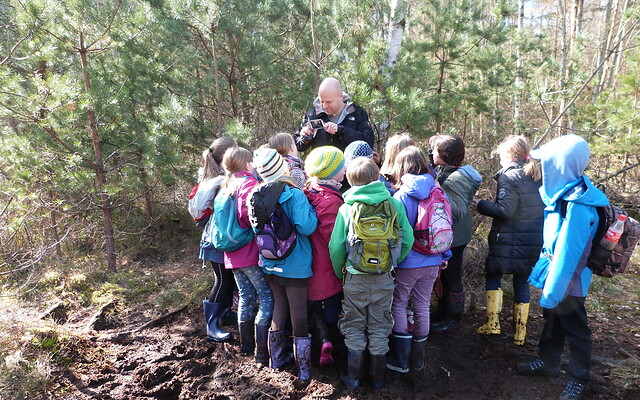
top-left (343, 180), bottom-right (390, 205)
top-left (312, 93), bottom-right (355, 116)
top-left (530, 134), bottom-right (602, 205)
top-left (397, 173), bottom-right (436, 200)
top-left (458, 165), bottom-right (483, 185)
top-left (248, 181), bottom-right (288, 229)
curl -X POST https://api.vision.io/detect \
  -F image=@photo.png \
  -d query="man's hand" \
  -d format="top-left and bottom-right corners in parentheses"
top-left (323, 122), bottom-right (338, 135)
top-left (301, 124), bottom-right (314, 137)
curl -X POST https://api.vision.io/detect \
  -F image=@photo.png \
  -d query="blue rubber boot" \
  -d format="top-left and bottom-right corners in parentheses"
top-left (340, 350), bottom-right (364, 389)
top-left (386, 332), bottom-right (412, 373)
top-left (203, 300), bottom-right (231, 342)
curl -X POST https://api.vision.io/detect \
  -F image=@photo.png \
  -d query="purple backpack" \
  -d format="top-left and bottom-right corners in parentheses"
top-left (256, 203), bottom-right (297, 260)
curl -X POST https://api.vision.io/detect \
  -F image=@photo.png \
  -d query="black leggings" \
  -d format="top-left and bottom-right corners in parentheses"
top-left (270, 281), bottom-right (308, 337)
top-left (207, 261), bottom-right (236, 310)
top-left (440, 244), bottom-right (466, 294)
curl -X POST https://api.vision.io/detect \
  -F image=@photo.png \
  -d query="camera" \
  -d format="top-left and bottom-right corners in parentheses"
top-left (307, 119), bottom-right (324, 130)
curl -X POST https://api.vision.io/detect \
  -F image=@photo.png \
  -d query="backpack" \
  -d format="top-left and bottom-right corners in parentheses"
top-left (255, 202), bottom-right (297, 260)
top-left (412, 184), bottom-right (453, 255)
top-left (587, 204), bottom-right (640, 277)
top-left (346, 200), bottom-right (402, 274)
top-left (208, 190), bottom-right (254, 252)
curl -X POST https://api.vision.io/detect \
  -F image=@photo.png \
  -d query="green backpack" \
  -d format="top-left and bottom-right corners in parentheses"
top-left (346, 200), bottom-right (403, 274)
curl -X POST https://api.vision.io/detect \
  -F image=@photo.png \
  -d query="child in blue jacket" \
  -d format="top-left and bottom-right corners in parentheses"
top-left (516, 134), bottom-right (609, 400)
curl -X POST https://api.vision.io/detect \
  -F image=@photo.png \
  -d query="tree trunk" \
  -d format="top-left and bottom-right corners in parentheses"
top-left (310, 0), bottom-right (321, 89)
top-left (79, 31), bottom-right (117, 272)
top-left (592, 0), bottom-right (613, 103)
top-left (558, 0), bottom-right (569, 135)
top-left (513, 0), bottom-right (524, 125)
top-left (210, 28), bottom-right (222, 136)
top-left (607, 0), bottom-right (631, 89)
top-left (385, 0), bottom-right (406, 71)
top-left (49, 188), bottom-right (62, 257)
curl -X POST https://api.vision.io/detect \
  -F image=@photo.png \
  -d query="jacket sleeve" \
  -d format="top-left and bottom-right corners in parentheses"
top-left (289, 189), bottom-right (318, 236)
top-left (476, 174), bottom-right (519, 220)
top-left (329, 205), bottom-right (349, 280)
top-left (337, 107), bottom-right (375, 148)
top-left (441, 173), bottom-right (471, 223)
top-left (236, 178), bottom-right (257, 229)
top-left (539, 202), bottom-right (595, 309)
top-left (392, 198), bottom-right (415, 263)
top-left (294, 109), bottom-right (317, 152)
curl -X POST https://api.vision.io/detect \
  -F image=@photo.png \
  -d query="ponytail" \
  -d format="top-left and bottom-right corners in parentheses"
top-left (202, 137), bottom-right (236, 181)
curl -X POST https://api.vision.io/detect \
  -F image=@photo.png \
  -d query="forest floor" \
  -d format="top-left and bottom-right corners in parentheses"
top-left (9, 222), bottom-right (640, 400)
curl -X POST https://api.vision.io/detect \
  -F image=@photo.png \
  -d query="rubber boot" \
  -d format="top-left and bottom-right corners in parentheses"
top-left (203, 300), bottom-right (231, 342)
top-left (431, 292), bottom-right (464, 333)
top-left (370, 353), bottom-right (386, 390)
top-left (309, 310), bottom-right (334, 367)
top-left (294, 335), bottom-right (312, 381)
top-left (476, 289), bottom-right (503, 335)
top-left (410, 335), bottom-right (428, 372)
top-left (340, 350), bottom-right (364, 389)
top-left (255, 324), bottom-right (269, 365)
top-left (386, 332), bottom-right (412, 373)
top-left (238, 320), bottom-right (254, 354)
top-left (268, 329), bottom-right (293, 369)
top-left (513, 302), bottom-right (530, 346)
top-left (219, 307), bottom-right (236, 326)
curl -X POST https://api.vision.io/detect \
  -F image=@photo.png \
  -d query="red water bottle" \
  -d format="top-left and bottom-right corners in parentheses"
top-left (599, 215), bottom-right (627, 250)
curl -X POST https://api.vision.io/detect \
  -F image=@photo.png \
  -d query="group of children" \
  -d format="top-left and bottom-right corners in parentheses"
top-left (188, 131), bottom-right (602, 400)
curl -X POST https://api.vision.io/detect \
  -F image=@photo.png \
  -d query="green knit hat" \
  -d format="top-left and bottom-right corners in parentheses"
top-left (305, 146), bottom-right (345, 179)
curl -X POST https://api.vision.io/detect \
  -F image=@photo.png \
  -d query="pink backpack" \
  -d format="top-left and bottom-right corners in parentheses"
top-left (412, 184), bottom-right (453, 255)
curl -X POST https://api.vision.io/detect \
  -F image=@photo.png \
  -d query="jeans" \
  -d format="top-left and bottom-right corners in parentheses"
top-left (232, 265), bottom-right (274, 326)
top-left (485, 272), bottom-right (531, 303)
top-left (539, 296), bottom-right (592, 384)
top-left (392, 266), bottom-right (439, 337)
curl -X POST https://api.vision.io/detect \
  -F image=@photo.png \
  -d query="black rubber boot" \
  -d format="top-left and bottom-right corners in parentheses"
top-left (369, 353), bottom-right (386, 390)
top-left (238, 320), bottom-right (254, 355)
top-left (410, 335), bottom-right (428, 372)
top-left (340, 350), bottom-right (364, 389)
top-left (309, 309), bottom-right (334, 367)
top-left (203, 300), bottom-right (231, 342)
top-left (431, 292), bottom-right (464, 334)
top-left (386, 333), bottom-right (412, 373)
top-left (255, 324), bottom-right (269, 365)
top-left (268, 329), bottom-right (293, 369)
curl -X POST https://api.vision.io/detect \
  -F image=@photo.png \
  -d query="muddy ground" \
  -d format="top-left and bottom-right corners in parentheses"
top-left (45, 239), bottom-right (640, 400)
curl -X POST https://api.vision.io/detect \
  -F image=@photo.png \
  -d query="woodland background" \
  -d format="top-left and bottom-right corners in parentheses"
top-left (0, 0), bottom-right (639, 398)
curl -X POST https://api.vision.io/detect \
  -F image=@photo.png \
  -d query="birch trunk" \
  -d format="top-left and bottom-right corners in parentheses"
top-left (593, 0), bottom-right (614, 103)
top-left (513, 0), bottom-right (525, 124)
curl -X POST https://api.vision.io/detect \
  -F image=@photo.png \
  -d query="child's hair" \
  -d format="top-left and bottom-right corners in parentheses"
top-left (493, 135), bottom-right (541, 182)
top-left (220, 146), bottom-right (253, 194)
top-left (202, 137), bottom-right (237, 181)
top-left (268, 133), bottom-right (295, 156)
top-left (433, 135), bottom-right (465, 166)
top-left (347, 157), bottom-right (380, 187)
top-left (393, 146), bottom-right (432, 185)
top-left (380, 132), bottom-right (415, 177)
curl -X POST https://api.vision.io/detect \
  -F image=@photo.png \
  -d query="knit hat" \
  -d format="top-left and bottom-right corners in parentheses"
top-left (344, 140), bottom-right (374, 165)
top-left (254, 148), bottom-right (288, 182)
top-left (305, 146), bottom-right (345, 179)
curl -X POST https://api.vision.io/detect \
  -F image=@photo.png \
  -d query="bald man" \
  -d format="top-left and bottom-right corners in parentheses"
top-left (295, 78), bottom-right (375, 153)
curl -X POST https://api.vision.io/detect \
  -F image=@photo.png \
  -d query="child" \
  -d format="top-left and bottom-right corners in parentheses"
top-left (386, 146), bottom-right (452, 374)
top-left (250, 148), bottom-right (318, 382)
top-left (471, 135), bottom-right (544, 345)
top-left (268, 132), bottom-right (307, 189)
top-left (379, 132), bottom-right (415, 194)
top-left (220, 146), bottom-right (274, 365)
top-left (188, 137), bottom-right (237, 342)
top-left (329, 157), bottom-right (414, 390)
top-left (517, 134), bottom-right (608, 400)
top-left (303, 146), bottom-right (346, 367)
top-left (344, 140), bottom-right (398, 194)
top-left (429, 135), bottom-right (482, 333)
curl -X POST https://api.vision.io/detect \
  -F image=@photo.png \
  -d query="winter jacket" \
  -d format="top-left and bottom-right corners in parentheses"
top-left (284, 154), bottom-right (307, 189)
top-left (437, 165), bottom-right (482, 247)
top-left (329, 180), bottom-right (415, 280)
top-left (476, 162), bottom-right (545, 275)
top-left (188, 176), bottom-right (225, 263)
top-left (295, 93), bottom-right (374, 152)
top-left (223, 171), bottom-right (260, 269)
top-left (304, 182), bottom-right (344, 301)
top-left (393, 173), bottom-right (452, 269)
top-left (249, 181), bottom-right (318, 279)
top-left (528, 134), bottom-right (609, 309)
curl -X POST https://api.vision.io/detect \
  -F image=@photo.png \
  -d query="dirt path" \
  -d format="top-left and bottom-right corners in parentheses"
top-left (48, 297), bottom-right (639, 400)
